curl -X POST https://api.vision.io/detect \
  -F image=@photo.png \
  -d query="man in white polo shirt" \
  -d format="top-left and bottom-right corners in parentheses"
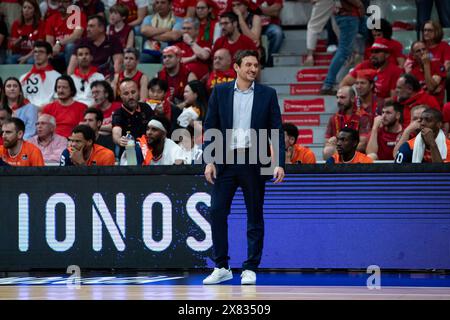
top-left (20, 41), bottom-right (61, 110)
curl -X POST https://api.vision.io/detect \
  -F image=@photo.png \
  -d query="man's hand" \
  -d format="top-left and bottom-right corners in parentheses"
top-left (273, 166), bottom-right (285, 184)
top-left (69, 147), bottom-right (86, 166)
top-left (205, 163), bottom-right (217, 184)
top-left (183, 33), bottom-right (193, 45)
top-left (373, 115), bottom-right (383, 129)
top-left (118, 136), bottom-right (129, 147)
top-left (421, 127), bottom-right (436, 148)
top-left (285, 146), bottom-right (293, 164)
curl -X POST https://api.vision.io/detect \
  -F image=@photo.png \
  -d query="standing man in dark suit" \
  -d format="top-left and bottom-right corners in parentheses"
top-left (202, 50), bottom-right (285, 285)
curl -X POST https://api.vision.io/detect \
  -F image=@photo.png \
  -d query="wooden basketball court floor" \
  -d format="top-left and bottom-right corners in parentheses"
top-left (0, 270), bottom-right (450, 300)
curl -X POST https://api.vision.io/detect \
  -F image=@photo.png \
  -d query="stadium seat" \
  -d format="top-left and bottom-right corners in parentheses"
top-left (392, 30), bottom-right (416, 54)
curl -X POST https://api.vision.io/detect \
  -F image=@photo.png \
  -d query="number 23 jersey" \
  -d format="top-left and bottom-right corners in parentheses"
top-left (20, 69), bottom-right (61, 108)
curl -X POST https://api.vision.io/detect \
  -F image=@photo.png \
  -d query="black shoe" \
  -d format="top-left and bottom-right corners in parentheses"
top-left (319, 87), bottom-right (337, 95)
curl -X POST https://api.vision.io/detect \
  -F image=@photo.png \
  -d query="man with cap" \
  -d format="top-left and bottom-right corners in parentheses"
top-left (134, 115), bottom-right (185, 165)
top-left (340, 37), bottom-right (403, 99)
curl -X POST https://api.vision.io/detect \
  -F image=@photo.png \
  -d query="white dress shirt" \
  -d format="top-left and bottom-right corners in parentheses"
top-left (231, 80), bottom-right (254, 149)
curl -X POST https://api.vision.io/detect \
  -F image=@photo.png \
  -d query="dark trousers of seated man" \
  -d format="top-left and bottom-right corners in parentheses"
top-left (209, 151), bottom-right (268, 272)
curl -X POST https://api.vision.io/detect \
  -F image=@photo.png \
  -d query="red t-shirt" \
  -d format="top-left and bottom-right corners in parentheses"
top-left (172, 0), bottom-right (196, 17)
top-left (397, 90), bottom-right (441, 128)
top-left (427, 41), bottom-right (450, 66)
top-left (96, 101), bottom-right (122, 127)
top-left (108, 24), bottom-right (133, 49)
top-left (409, 60), bottom-right (447, 106)
top-left (257, 0), bottom-right (283, 25)
top-left (325, 111), bottom-right (372, 139)
top-left (207, 69), bottom-right (236, 92)
top-left (377, 126), bottom-right (402, 160)
top-left (10, 20), bottom-right (45, 55)
top-left (350, 60), bottom-right (403, 99)
top-left (42, 100), bottom-right (88, 138)
top-left (443, 102), bottom-right (450, 123)
top-left (117, 0), bottom-right (139, 24)
top-left (213, 0), bottom-right (230, 16)
top-left (158, 64), bottom-right (192, 102)
top-left (0, 141), bottom-right (44, 167)
top-left (175, 40), bottom-right (211, 80)
top-left (45, 12), bottom-right (87, 49)
top-left (212, 34), bottom-right (258, 63)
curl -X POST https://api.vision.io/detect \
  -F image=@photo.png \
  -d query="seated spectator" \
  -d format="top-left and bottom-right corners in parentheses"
top-left (354, 69), bottom-right (383, 118)
top-left (28, 114), bottom-right (67, 164)
top-left (74, 0), bottom-right (105, 17)
top-left (393, 104), bottom-right (427, 157)
top-left (232, 0), bottom-right (263, 60)
top-left (140, 0), bottom-right (183, 63)
top-left (175, 80), bottom-right (208, 129)
top-left (112, 79), bottom-right (155, 152)
top-left (133, 115), bottom-right (185, 165)
top-left (83, 107), bottom-right (115, 152)
top-left (174, 124), bottom-right (203, 164)
top-left (45, 0), bottom-right (86, 67)
top-left (395, 108), bottom-right (450, 163)
top-left (60, 124), bottom-right (116, 166)
top-left (107, 4), bottom-right (135, 49)
top-left (71, 45), bottom-right (105, 107)
top-left (1, 77), bottom-right (38, 140)
top-left (68, 15), bottom-right (124, 79)
top-left (257, 0), bottom-right (284, 67)
top-left (91, 80), bottom-right (122, 136)
top-left (212, 11), bottom-right (258, 63)
top-left (326, 128), bottom-right (373, 164)
top-left (340, 38), bottom-right (403, 99)
top-left (0, 10), bottom-right (8, 64)
top-left (0, 106), bottom-right (12, 146)
top-left (421, 20), bottom-right (450, 72)
top-left (175, 17), bottom-right (212, 81)
top-left (107, 0), bottom-right (148, 30)
top-left (195, 0), bottom-right (221, 48)
top-left (40, 0), bottom-right (61, 20)
top-left (206, 48), bottom-right (236, 93)
top-left (323, 86), bottom-right (371, 160)
top-left (363, 18), bottom-right (405, 67)
top-left (0, 117), bottom-right (44, 166)
top-left (405, 40), bottom-right (447, 106)
top-left (20, 41), bottom-right (61, 109)
top-left (146, 78), bottom-right (172, 120)
top-left (157, 46), bottom-right (197, 104)
top-left (7, 0), bottom-right (45, 65)
top-left (112, 48), bottom-right (149, 102)
top-left (366, 102), bottom-right (403, 161)
top-left (172, 0), bottom-right (196, 18)
top-left (41, 75), bottom-right (87, 138)
top-left (283, 122), bottom-right (316, 164)
top-left (394, 74), bottom-right (441, 128)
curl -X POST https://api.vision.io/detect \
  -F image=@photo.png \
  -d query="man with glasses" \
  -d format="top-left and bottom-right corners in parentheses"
top-left (20, 41), bottom-right (61, 110)
top-left (71, 45), bottom-right (105, 107)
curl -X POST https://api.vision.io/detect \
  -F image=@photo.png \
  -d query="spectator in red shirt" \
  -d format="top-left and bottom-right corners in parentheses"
top-left (207, 48), bottom-right (236, 93)
top-left (366, 102), bottom-right (403, 161)
top-left (40, 0), bottom-right (61, 20)
top-left (42, 75), bottom-right (88, 138)
top-left (395, 74), bottom-right (441, 128)
top-left (405, 40), bottom-right (447, 106)
top-left (354, 69), bottom-right (382, 118)
top-left (341, 37), bottom-right (403, 99)
top-left (175, 17), bottom-right (212, 81)
top-left (172, 0), bottom-right (196, 18)
top-left (45, 0), bottom-right (86, 66)
top-left (90, 80), bottom-right (121, 137)
top-left (257, 0), bottom-right (284, 67)
top-left (283, 122), bottom-right (316, 164)
top-left (75, 0), bottom-right (105, 18)
top-left (212, 11), bottom-right (258, 63)
top-left (111, 48), bottom-right (149, 102)
top-left (7, 0), bottom-right (45, 65)
top-left (195, 0), bottom-right (221, 47)
top-left (109, 0), bottom-right (148, 29)
top-left (107, 4), bottom-right (135, 49)
top-left (232, 0), bottom-right (261, 47)
top-left (323, 86), bottom-right (371, 160)
top-left (421, 20), bottom-right (450, 72)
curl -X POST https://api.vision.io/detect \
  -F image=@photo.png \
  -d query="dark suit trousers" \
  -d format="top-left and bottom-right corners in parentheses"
top-left (210, 163), bottom-right (267, 271)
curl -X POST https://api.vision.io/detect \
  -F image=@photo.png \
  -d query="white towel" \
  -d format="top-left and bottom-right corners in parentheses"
top-left (412, 129), bottom-right (447, 163)
top-left (177, 107), bottom-right (199, 128)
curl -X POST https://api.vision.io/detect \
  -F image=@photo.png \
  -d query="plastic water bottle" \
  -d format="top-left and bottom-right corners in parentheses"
top-left (125, 131), bottom-right (137, 165)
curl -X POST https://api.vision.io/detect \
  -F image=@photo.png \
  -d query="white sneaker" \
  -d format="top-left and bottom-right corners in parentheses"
top-left (241, 270), bottom-right (256, 285)
top-left (203, 267), bottom-right (233, 285)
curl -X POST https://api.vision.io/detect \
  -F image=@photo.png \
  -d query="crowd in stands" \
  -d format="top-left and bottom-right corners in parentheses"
top-left (0, 0), bottom-right (449, 166)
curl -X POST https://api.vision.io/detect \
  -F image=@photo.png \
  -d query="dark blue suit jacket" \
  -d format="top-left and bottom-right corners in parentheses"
top-left (204, 80), bottom-right (285, 174)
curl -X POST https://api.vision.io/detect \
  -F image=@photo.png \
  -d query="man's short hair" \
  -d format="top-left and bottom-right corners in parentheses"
top-left (39, 114), bottom-right (56, 127)
top-left (84, 107), bottom-right (104, 123)
top-left (124, 47), bottom-right (140, 60)
top-left (76, 45), bottom-right (92, 55)
top-left (148, 77), bottom-right (168, 92)
top-left (88, 15), bottom-right (107, 30)
top-left (4, 117), bottom-right (26, 133)
top-left (220, 11), bottom-right (238, 23)
top-left (90, 80), bottom-right (114, 103)
top-left (282, 122), bottom-right (299, 140)
top-left (383, 101), bottom-right (404, 123)
top-left (340, 127), bottom-right (360, 144)
top-left (55, 75), bottom-right (77, 97)
top-left (422, 107), bottom-right (443, 123)
top-left (235, 50), bottom-right (259, 66)
top-left (183, 17), bottom-right (200, 30)
top-left (400, 73), bottom-right (421, 92)
top-left (119, 78), bottom-right (138, 87)
top-left (72, 124), bottom-right (96, 142)
top-left (33, 40), bottom-right (53, 55)
top-left (110, 3), bottom-right (129, 19)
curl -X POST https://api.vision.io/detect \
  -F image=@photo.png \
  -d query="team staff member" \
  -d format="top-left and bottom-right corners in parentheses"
top-left (60, 124), bottom-right (115, 166)
top-left (0, 117), bottom-right (44, 166)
